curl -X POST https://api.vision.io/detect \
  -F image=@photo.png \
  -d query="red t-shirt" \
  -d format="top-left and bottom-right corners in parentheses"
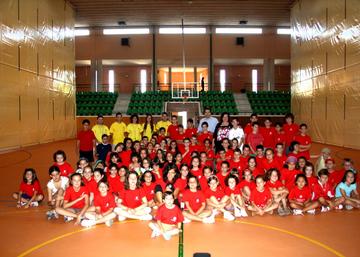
top-left (224, 186), bottom-right (241, 196)
top-left (199, 176), bottom-right (209, 191)
top-left (182, 189), bottom-right (206, 212)
top-left (274, 131), bottom-right (286, 146)
top-left (274, 154), bottom-right (287, 168)
top-left (216, 172), bottom-right (230, 189)
top-left (262, 158), bottom-right (282, 172)
top-left (107, 175), bottom-right (124, 195)
top-left (260, 127), bottom-right (276, 149)
top-left (250, 187), bottom-right (272, 208)
top-left (281, 168), bottom-right (302, 190)
top-left (197, 132), bottom-right (213, 145)
top-left (174, 178), bottom-right (188, 193)
top-left (94, 193), bottom-right (116, 213)
top-left (64, 186), bottom-right (88, 209)
top-left (240, 156), bottom-right (250, 168)
top-left (77, 130), bottom-right (96, 151)
top-left (329, 170), bottom-right (345, 188)
top-left (167, 124), bottom-right (179, 140)
top-left (247, 133), bottom-right (264, 153)
top-left (255, 156), bottom-right (265, 171)
top-left (119, 188), bottom-right (146, 208)
top-left (205, 187), bottom-right (226, 201)
top-left (229, 160), bottom-right (243, 173)
top-left (86, 179), bottom-right (98, 195)
top-left (306, 176), bottom-right (318, 190)
top-left (265, 180), bottom-right (284, 189)
top-left (119, 150), bottom-right (132, 166)
top-left (283, 123), bottom-right (299, 146)
top-left (238, 180), bottom-right (256, 191)
top-left (244, 123), bottom-right (252, 142)
top-left (19, 180), bottom-right (43, 196)
top-left (248, 167), bottom-right (264, 178)
top-left (312, 181), bottom-right (334, 200)
top-left (82, 177), bottom-right (94, 187)
top-left (174, 132), bottom-right (187, 142)
top-left (54, 162), bottom-right (74, 177)
top-left (155, 204), bottom-right (184, 225)
top-left (289, 186), bottom-right (312, 203)
top-left (294, 134), bottom-right (312, 160)
top-left (205, 149), bottom-right (215, 160)
top-left (141, 183), bottom-right (156, 201)
top-left (185, 128), bottom-right (198, 139)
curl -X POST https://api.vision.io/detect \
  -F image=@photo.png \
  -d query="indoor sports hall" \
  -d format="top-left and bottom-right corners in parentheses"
top-left (0, 1), bottom-right (359, 257)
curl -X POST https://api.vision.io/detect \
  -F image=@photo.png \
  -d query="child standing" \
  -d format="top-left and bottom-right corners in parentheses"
top-left (96, 134), bottom-right (112, 162)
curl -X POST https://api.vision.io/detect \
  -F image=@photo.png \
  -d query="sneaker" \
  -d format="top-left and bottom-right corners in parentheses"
top-left (293, 209), bottom-right (303, 216)
top-left (277, 207), bottom-right (285, 216)
top-left (240, 209), bottom-right (248, 217)
top-left (139, 214), bottom-right (153, 221)
top-left (20, 201), bottom-right (27, 207)
top-left (105, 219), bottom-right (113, 227)
top-left (149, 223), bottom-right (161, 238)
top-left (307, 209), bottom-right (316, 215)
top-left (336, 204), bottom-right (343, 210)
top-left (162, 232), bottom-right (172, 241)
top-left (202, 215), bottom-right (215, 224)
top-left (283, 208), bottom-right (291, 216)
top-left (183, 217), bottom-right (192, 224)
top-left (64, 216), bottom-right (74, 222)
top-left (118, 215), bottom-right (126, 222)
top-left (46, 210), bottom-right (54, 220)
top-left (30, 201), bottom-right (39, 207)
top-left (143, 207), bottom-right (152, 214)
top-left (234, 207), bottom-right (242, 217)
top-left (321, 206), bottom-right (330, 213)
top-left (345, 205), bottom-right (354, 210)
top-left (223, 211), bottom-right (235, 221)
top-left (81, 219), bottom-right (96, 227)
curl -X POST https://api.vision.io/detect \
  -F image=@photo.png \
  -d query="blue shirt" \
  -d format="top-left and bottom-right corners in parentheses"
top-left (198, 117), bottom-right (218, 133)
top-left (335, 182), bottom-right (357, 197)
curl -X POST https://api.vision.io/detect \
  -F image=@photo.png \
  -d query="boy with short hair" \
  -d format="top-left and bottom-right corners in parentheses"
top-left (77, 119), bottom-right (96, 163)
top-left (96, 134), bottom-right (112, 162)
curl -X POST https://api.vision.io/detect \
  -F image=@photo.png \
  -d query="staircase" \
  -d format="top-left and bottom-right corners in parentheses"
top-left (112, 93), bottom-right (131, 114)
top-left (233, 93), bottom-right (252, 115)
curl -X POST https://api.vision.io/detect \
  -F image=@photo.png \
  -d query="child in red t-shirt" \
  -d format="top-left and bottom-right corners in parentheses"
top-left (185, 119), bottom-right (198, 139)
top-left (53, 150), bottom-right (74, 177)
top-left (238, 169), bottom-right (256, 202)
top-left (182, 176), bottom-right (215, 223)
top-left (205, 176), bottom-right (234, 221)
top-left (81, 180), bottom-right (117, 227)
top-left (313, 169), bottom-right (343, 212)
top-left (149, 192), bottom-right (184, 240)
top-left (289, 174), bottom-right (319, 215)
top-left (55, 173), bottom-right (89, 224)
top-left (247, 175), bottom-right (278, 216)
top-left (13, 168), bottom-right (44, 208)
top-left (265, 168), bottom-right (290, 216)
top-left (224, 174), bottom-right (248, 217)
top-left (141, 170), bottom-right (157, 207)
top-left (114, 172), bottom-right (152, 221)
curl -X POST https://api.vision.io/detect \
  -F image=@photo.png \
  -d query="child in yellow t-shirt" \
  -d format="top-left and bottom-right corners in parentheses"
top-left (126, 114), bottom-right (143, 141)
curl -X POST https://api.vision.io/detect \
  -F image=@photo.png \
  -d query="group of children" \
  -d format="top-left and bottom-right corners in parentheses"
top-left (13, 112), bottom-right (360, 241)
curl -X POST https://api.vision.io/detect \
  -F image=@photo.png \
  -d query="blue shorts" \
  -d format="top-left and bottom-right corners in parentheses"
top-left (21, 193), bottom-right (31, 200)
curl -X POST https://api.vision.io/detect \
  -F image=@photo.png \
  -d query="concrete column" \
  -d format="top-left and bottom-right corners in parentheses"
top-left (152, 29), bottom-right (157, 91)
top-left (209, 30), bottom-right (214, 91)
top-left (263, 58), bottom-right (275, 91)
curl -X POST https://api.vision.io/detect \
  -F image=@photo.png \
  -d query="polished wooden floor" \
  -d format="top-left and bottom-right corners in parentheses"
top-left (0, 140), bottom-right (359, 257)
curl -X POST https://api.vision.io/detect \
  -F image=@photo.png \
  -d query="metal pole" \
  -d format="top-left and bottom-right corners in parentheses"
top-left (181, 19), bottom-right (186, 94)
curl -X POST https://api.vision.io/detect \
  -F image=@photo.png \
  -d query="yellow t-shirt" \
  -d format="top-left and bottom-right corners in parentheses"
top-left (110, 121), bottom-right (127, 145)
top-left (155, 120), bottom-right (171, 133)
top-left (126, 123), bottom-right (143, 141)
top-left (92, 124), bottom-right (110, 143)
top-left (142, 123), bottom-right (154, 139)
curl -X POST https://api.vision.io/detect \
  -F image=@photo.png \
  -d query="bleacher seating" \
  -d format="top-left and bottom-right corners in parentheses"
top-left (247, 91), bottom-right (291, 115)
top-left (200, 91), bottom-right (238, 115)
top-left (127, 91), bottom-right (170, 115)
top-left (76, 92), bottom-right (118, 116)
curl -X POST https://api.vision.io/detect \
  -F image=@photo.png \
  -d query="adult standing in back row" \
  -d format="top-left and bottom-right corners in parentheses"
top-left (197, 107), bottom-right (218, 133)
top-left (92, 115), bottom-right (110, 144)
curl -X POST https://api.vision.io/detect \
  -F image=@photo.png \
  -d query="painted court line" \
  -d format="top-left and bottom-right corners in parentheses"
top-left (17, 219), bottom-right (345, 257)
top-left (236, 220), bottom-right (345, 257)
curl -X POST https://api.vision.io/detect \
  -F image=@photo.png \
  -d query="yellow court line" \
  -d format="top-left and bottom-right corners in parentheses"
top-left (17, 220), bottom-right (139, 257)
top-left (236, 220), bottom-right (345, 257)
